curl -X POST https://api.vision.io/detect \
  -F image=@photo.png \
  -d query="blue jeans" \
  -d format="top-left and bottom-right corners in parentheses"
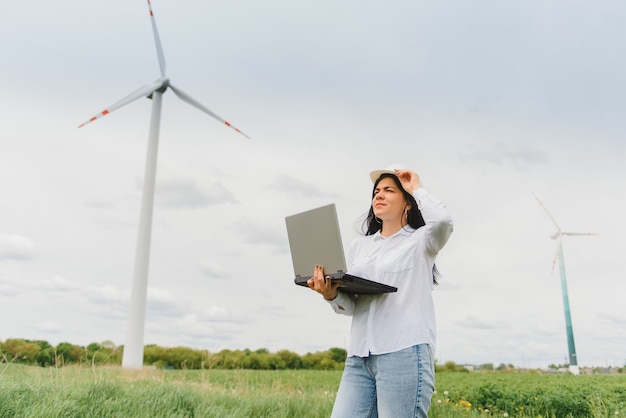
top-left (331, 344), bottom-right (435, 418)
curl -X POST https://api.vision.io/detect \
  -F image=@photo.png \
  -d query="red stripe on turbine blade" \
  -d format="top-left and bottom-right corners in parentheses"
top-left (225, 122), bottom-right (232, 127)
top-left (90, 117), bottom-right (97, 122)
top-left (102, 109), bottom-right (109, 115)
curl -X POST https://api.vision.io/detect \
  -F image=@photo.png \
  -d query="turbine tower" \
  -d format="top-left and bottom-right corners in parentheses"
top-left (534, 193), bottom-right (597, 375)
top-left (79, 0), bottom-right (249, 369)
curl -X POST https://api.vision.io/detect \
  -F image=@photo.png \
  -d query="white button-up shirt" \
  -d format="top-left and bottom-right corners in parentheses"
top-left (328, 188), bottom-right (453, 357)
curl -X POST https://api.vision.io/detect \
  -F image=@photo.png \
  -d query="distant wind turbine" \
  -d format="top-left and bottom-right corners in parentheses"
top-left (533, 193), bottom-right (597, 375)
top-left (79, 0), bottom-right (249, 369)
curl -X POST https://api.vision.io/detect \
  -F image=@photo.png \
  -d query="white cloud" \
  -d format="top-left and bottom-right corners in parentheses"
top-left (33, 321), bottom-right (62, 334)
top-left (268, 174), bottom-right (339, 198)
top-left (453, 315), bottom-right (507, 331)
top-left (41, 275), bottom-right (79, 292)
top-left (198, 261), bottom-right (230, 280)
top-left (0, 277), bottom-right (21, 298)
top-left (0, 234), bottom-right (35, 261)
top-left (459, 142), bottom-right (550, 168)
top-left (84, 285), bottom-right (128, 304)
top-left (154, 178), bottom-right (238, 208)
top-left (146, 287), bottom-right (184, 318)
top-left (200, 306), bottom-right (248, 324)
top-left (232, 221), bottom-right (289, 254)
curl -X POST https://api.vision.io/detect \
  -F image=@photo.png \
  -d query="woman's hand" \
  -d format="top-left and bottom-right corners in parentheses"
top-left (307, 264), bottom-right (340, 301)
top-left (395, 169), bottom-right (422, 193)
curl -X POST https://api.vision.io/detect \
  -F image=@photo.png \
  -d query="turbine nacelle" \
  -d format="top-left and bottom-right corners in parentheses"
top-left (148, 78), bottom-right (170, 99)
top-left (156, 77), bottom-right (170, 92)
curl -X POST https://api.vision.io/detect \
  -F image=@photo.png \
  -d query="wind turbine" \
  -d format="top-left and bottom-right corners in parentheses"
top-left (534, 193), bottom-right (597, 375)
top-left (79, 0), bottom-right (249, 369)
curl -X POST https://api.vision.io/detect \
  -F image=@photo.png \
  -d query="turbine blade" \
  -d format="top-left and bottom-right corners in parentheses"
top-left (78, 79), bottom-right (164, 128)
top-left (169, 84), bottom-right (250, 139)
top-left (550, 237), bottom-right (561, 276)
top-left (562, 232), bottom-right (599, 237)
top-left (147, 0), bottom-right (166, 77)
top-left (533, 193), bottom-right (562, 232)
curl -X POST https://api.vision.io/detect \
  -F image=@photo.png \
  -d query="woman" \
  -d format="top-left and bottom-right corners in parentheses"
top-left (307, 165), bottom-right (453, 418)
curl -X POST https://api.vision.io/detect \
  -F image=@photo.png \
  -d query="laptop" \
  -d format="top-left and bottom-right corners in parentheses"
top-left (285, 204), bottom-right (397, 295)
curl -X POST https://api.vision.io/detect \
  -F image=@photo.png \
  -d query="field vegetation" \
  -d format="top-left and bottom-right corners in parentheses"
top-left (2, 363), bottom-right (625, 417)
top-left (2, 339), bottom-right (625, 417)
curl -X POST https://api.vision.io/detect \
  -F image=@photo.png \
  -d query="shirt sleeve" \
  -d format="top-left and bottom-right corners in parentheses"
top-left (413, 188), bottom-right (454, 255)
top-left (327, 291), bottom-right (355, 316)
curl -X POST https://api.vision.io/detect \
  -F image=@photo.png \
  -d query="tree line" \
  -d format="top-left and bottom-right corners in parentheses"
top-left (2, 338), bottom-right (532, 373)
top-left (0, 338), bottom-right (347, 370)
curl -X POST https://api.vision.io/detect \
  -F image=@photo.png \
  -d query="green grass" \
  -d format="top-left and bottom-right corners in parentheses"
top-left (432, 372), bottom-right (626, 418)
top-left (1, 364), bottom-right (625, 417)
top-left (0, 364), bottom-right (339, 417)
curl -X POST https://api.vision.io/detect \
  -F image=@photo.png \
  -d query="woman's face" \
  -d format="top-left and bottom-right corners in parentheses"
top-left (372, 177), bottom-right (409, 222)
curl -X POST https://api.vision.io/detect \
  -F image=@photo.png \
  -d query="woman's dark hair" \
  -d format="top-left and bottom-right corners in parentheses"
top-left (363, 173), bottom-right (425, 235)
top-left (362, 173), bottom-right (440, 285)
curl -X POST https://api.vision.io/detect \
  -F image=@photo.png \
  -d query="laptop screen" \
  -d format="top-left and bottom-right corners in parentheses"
top-left (285, 203), bottom-right (347, 280)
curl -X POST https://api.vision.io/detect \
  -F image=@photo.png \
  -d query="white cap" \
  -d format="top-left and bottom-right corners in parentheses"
top-left (369, 163), bottom-right (406, 183)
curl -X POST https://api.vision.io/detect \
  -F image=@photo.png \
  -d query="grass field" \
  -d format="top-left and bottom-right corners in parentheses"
top-left (1, 364), bottom-right (625, 417)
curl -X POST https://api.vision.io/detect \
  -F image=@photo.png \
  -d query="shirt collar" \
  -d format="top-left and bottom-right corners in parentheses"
top-left (373, 226), bottom-right (416, 240)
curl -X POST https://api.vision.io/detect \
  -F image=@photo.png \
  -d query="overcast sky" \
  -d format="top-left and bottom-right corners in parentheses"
top-left (1, 0), bottom-right (624, 369)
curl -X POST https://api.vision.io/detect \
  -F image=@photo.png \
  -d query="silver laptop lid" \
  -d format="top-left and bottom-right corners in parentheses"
top-left (285, 203), bottom-right (347, 280)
